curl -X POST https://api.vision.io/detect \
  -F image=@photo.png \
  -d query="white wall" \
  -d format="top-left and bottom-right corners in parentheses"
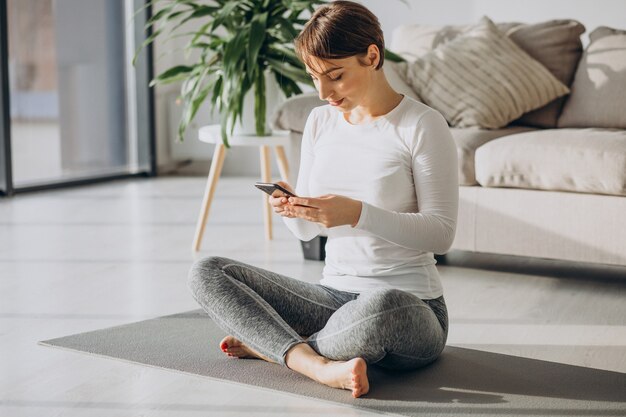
top-left (155, 0), bottom-right (626, 175)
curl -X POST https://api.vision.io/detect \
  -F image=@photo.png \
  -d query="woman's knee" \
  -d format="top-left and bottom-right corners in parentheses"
top-left (187, 256), bottom-right (231, 291)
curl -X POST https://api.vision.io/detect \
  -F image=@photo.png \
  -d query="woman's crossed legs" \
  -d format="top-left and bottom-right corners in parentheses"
top-left (187, 256), bottom-right (447, 397)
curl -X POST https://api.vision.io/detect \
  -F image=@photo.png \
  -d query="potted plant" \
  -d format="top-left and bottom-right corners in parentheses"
top-left (136, 0), bottom-right (328, 148)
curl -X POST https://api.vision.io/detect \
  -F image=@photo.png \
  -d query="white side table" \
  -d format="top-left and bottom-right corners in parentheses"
top-left (192, 125), bottom-right (291, 251)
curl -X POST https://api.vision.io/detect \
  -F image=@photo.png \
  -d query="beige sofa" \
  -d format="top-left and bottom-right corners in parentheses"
top-left (272, 19), bottom-right (626, 267)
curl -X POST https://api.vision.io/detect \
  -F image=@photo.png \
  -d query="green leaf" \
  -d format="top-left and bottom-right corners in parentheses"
top-left (131, 0), bottom-right (158, 21)
top-left (145, 6), bottom-right (172, 28)
top-left (267, 44), bottom-right (302, 67)
top-left (272, 70), bottom-right (303, 97)
top-left (223, 30), bottom-right (248, 78)
top-left (177, 67), bottom-right (212, 142)
top-left (254, 70), bottom-right (267, 135)
top-left (384, 48), bottom-right (406, 63)
top-left (247, 12), bottom-right (268, 74)
top-left (210, 1), bottom-right (240, 33)
top-left (266, 57), bottom-right (311, 84)
top-left (189, 21), bottom-right (213, 46)
top-left (154, 65), bottom-right (195, 81)
top-left (273, 16), bottom-right (299, 41)
top-left (172, 5), bottom-right (220, 31)
top-left (211, 75), bottom-right (224, 109)
top-left (132, 27), bottom-right (164, 66)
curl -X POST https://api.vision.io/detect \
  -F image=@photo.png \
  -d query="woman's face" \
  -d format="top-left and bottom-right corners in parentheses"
top-left (305, 51), bottom-right (378, 112)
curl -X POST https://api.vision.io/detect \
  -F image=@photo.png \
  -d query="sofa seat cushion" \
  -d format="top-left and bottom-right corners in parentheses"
top-left (451, 126), bottom-right (537, 185)
top-left (475, 129), bottom-right (626, 196)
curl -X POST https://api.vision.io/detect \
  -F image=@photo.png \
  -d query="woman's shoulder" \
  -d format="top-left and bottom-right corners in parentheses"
top-left (309, 103), bottom-right (335, 123)
top-left (305, 104), bottom-right (338, 133)
top-left (396, 96), bottom-right (445, 125)
top-left (391, 97), bottom-right (453, 152)
top-left (385, 96), bottom-right (447, 134)
top-left (302, 104), bottom-right (337, 142)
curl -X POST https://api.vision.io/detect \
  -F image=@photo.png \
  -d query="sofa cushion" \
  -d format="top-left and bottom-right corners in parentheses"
top-left (505, 20), bottom-right (585, 127)
top-left (271, 61), bottom-right (420, 133)
top-left (451, 126), bottom-right (537, 185)
top-left (405, 17), bottom-right (570, 129)
top-left (558, 26), bottom-right (626, 129)
top-left (391, 19), bottom-right (585, 128)
top-left (271, 92), bottom-right (324, 133)
top-left (475, 129), bottom-right (626, 196)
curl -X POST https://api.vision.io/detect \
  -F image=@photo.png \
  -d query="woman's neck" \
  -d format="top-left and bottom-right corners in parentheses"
top-left (345, 80), bottom-right (403, 125)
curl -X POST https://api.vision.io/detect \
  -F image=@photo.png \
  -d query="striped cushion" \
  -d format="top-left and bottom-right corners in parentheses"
top-left (405, 17), bottom-right (570, 129)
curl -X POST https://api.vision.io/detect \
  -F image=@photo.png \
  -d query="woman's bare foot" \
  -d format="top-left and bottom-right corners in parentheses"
top-left (219, 336), bottom-right (276, 363)
top-left (315, 357), bottom-right (369, 398)
top-left (285, 344), bottom-right (369, 398)
top-left (221, 339), bottom-right (369, 398)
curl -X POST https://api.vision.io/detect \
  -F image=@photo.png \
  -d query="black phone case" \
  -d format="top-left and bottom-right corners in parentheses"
top-left (254, 182), bottom-right (296, 197)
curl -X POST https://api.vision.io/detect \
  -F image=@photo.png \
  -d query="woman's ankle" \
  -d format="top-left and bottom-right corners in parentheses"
top-left (285, 344), bottom-right (369, 396)
top-left (285, 343), bottom-right (329, 378)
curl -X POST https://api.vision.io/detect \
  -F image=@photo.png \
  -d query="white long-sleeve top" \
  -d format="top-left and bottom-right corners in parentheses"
top-left (283, 96), bottom-right (459, 299)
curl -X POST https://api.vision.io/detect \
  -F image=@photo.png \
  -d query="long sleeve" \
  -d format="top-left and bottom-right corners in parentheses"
top-left (353, 110), bottom-right (459, 254)
top-left (282, 110), bottom-right (324, 241)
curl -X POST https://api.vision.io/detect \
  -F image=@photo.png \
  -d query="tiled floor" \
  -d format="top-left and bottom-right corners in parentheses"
top-left (1, 176), bottom-right (625, 416)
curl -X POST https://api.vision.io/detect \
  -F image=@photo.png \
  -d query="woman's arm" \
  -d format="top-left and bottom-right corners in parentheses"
top-left (353, 110), bottom-right (459, 254)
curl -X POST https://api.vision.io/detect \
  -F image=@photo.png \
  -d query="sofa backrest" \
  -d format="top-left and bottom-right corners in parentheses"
top-left (391, 19), bottom-right (586, 128)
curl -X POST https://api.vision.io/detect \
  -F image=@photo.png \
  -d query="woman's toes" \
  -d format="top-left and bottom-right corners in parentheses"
top-left (350, 358), bottom-right (369, 397)
top-left (219, 336), bottom-right (245, 358)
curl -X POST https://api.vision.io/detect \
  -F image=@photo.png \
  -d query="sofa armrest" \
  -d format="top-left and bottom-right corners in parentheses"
top-left (272, 92), bottom-right (325, 133)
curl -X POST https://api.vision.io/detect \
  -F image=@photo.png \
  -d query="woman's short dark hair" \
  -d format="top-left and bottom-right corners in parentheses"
top-left (295, 1), bottom-right (385, 72)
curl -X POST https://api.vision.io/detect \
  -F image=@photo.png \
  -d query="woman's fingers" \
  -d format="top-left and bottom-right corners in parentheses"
top-left (269, 195), bottom-right (289, 207)
top-left (284, 204), bottom-right (318, 222)
top-left (288, 197), bottom-right (316, 208)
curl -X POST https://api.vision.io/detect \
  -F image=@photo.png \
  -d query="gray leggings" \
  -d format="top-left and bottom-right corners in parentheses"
top-left (188, 256), bottom-right (448, 370)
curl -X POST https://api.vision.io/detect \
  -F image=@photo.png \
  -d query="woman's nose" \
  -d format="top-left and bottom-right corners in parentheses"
top-left (317, 80), bottom-right (333, 101)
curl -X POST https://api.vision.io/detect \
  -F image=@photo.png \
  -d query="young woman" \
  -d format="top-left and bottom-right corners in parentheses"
top-left (188, 1), bottom-right (458, 398)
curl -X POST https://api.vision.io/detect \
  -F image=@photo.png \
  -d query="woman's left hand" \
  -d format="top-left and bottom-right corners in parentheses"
top-left (281, 195), bottom-right (362, 228)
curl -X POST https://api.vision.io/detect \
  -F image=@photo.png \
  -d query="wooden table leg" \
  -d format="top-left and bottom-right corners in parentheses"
top-left (260, 145), bottom-right (272, 240)
top-left (192, 144), bottom-right (227, 252)
top-left (274, 145), bottom-right (290, 183)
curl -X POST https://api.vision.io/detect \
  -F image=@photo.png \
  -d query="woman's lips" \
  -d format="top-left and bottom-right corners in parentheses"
top-left (329, 98), bottom-right (344, 106)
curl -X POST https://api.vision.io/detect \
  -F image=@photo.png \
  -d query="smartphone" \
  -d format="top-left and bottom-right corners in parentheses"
top-left (254, 182), bottom-right (297, 197)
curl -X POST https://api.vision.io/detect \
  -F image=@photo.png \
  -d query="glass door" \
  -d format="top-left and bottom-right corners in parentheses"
top-left (0, 0), bottom-right (154, 195)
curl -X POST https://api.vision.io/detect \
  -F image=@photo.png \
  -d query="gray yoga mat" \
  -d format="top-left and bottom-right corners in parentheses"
top-left (40, 310), bottom-right (626, 417)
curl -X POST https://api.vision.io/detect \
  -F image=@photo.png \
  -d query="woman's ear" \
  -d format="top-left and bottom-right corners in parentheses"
top-left (367, 44), bottom-right (380, 68)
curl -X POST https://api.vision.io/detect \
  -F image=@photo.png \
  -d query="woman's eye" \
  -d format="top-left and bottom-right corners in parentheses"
top-left (329, 75), bottom-right (342, 81)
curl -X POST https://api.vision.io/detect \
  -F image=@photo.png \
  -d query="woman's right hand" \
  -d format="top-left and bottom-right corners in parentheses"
top-left (269, 181), bottom-right (296, 217)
